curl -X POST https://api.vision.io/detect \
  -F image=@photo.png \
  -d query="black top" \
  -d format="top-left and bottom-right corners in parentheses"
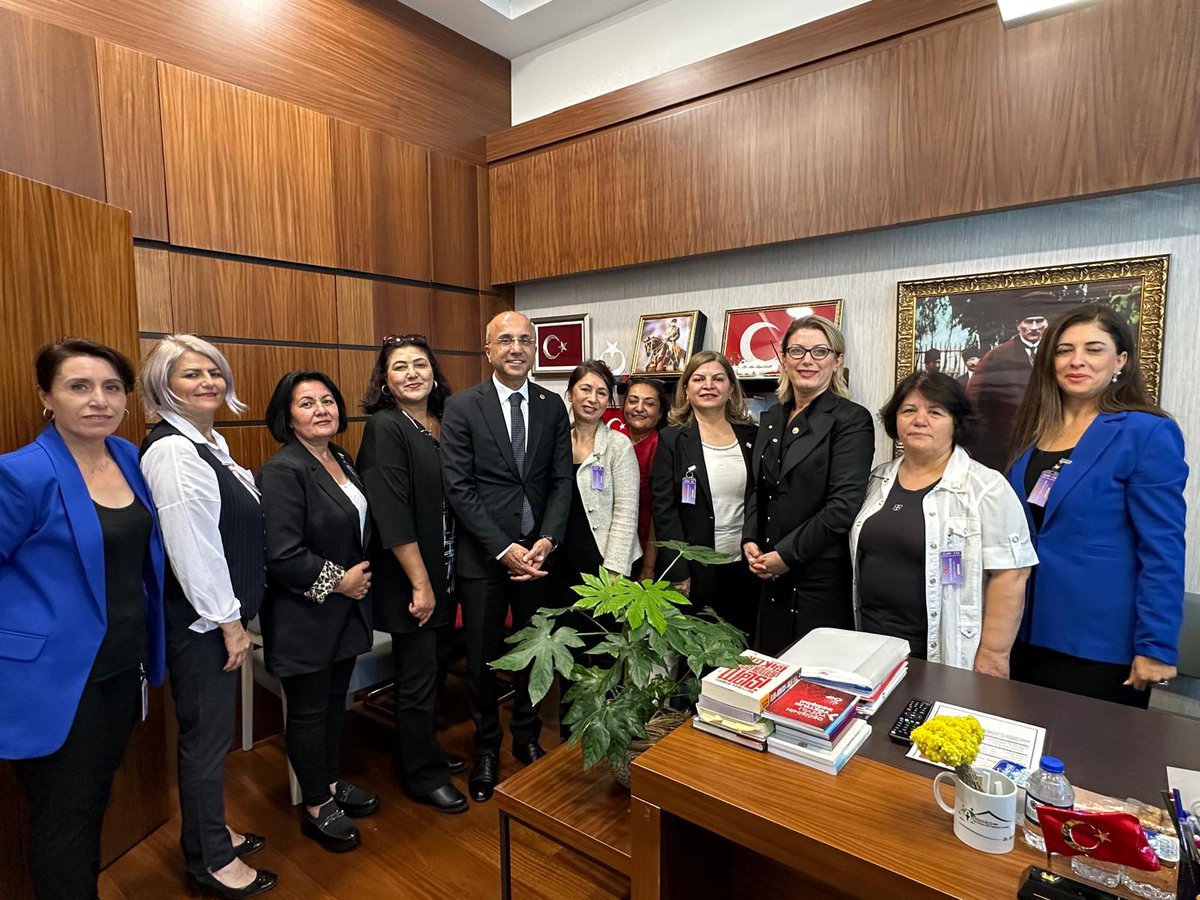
top-left (89, 497), bottom-right (153, 681)
top-left (856, 479), bottom-right (938, 660)
top-left (562, 463), bottom-right (603, 575)
top-left (1024, 446), bottom-right (1075, 532)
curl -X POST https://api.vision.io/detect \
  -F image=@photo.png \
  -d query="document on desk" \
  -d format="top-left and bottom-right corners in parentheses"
top-left (905, 702), bottom-right (1046, 771)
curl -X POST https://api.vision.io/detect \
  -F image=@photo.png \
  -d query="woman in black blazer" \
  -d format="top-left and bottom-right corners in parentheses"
top-left (652, 351), bottom-right (758, 638)
top-left (356, 335), bottom-right (468, 815)
top-left (743, 317), bottom-right (875, 656)
top-left (258, 371), bottom-right (377, 854)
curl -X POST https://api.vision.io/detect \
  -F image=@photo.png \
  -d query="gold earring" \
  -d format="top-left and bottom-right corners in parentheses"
top-left (42, 408), bottom-right (53, 421)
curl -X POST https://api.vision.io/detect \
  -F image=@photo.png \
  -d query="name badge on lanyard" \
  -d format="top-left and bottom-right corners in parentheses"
top-left (1028, 458), bottom-right (1070, 507)
top-left (681, 465), bottom-right (698, 505)
top-left (590, 463), bottom-right (605, 491)
top-left (940, 550), bottom-right (964, 585)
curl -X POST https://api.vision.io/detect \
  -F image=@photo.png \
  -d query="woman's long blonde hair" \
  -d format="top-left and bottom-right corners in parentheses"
top-left (775, 316), bottom-right (850, 404)
top-left (667, 350), bottom-right (752, 427)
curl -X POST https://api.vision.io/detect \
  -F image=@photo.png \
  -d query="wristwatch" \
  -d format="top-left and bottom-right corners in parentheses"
top-left (539, 535), bottom-right (559, 551)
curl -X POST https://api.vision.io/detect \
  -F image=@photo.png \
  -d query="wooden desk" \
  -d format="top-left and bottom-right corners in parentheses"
top-left (494, 742), bottom-right (631, 899)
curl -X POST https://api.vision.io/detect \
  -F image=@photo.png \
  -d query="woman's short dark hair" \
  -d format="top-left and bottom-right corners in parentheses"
top-left (361, 335), bottom-right (453, 417)
top-left (880, 371), bottom-right (976, 446)
top-left (35, 337), bottom-right (135, 392)
top-left (566, 360), bottom-right (616, 398)
top-left (266, 370), bottom-right (348, 444)
top-left (623, 376), bottom-right (669, 430)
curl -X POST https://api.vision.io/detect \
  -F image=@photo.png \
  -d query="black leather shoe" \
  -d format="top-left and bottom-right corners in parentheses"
top-left (187, 869), bottom-right (278, 898)
top-left (512, 742), bottom-right (546, 765)
top-left (413, 783), bottom-right (468, 814)
top-left (301, 800), bottom-right (360, 853)
top-left (469, 753), bottom-right (499, 802)
top-left (445, 752), bottom-right (467, 774)
top-left (333, 780), bottom-right (380, 818)
top-left (231, 833), bottom-right (265, 858)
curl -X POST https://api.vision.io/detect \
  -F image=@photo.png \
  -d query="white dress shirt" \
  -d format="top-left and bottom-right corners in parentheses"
top-left (702, 439), bottom-right (748, 559)
top-left (140, 411), bottom-right (261, 633)
top-left (492, 374), bottom-right (529, 451)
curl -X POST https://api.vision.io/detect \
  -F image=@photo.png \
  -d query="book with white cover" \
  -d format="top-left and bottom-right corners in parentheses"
top-left (779, 628), bottom-right (909, 692)
top-left (691, 716), bottom-right (767, 751)
top-left (696, 694), bottom-right (763, 726)
top-left (766, 719), bottom-right (871, 775)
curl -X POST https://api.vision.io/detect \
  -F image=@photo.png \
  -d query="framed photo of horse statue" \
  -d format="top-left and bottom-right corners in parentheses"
top-left (631, 310), bottom-right (706, 376)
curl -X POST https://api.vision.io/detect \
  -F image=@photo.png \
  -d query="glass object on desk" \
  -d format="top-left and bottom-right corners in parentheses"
top-left (1121, 831), bottom-right (1180, 900)
top-left (1023, 756), bottom-right (1075, 851)
top-left (1070, 857), bottom-right (1124, 890)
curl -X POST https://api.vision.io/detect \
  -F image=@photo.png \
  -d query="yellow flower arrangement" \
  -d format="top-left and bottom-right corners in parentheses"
top-left (911, 714), bottom-right (985, 790)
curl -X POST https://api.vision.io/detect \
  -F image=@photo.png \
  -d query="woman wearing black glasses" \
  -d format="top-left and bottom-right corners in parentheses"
top-left (743, 317), bottom-right (875, 656)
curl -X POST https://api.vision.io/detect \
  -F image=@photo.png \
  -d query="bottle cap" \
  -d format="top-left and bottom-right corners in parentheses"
top-left (1039, 755), bottom-right (1065, 774)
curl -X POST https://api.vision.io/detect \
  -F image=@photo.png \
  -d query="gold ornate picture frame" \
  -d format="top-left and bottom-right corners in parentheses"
top-left (631, 310), bottom-right (706, 376)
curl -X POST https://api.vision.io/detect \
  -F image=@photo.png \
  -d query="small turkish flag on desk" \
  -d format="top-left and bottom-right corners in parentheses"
top-left (1036, 807), bottom-right (1160, 871)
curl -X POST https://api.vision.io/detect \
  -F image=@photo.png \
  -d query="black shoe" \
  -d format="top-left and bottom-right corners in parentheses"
top-left (412, 783), bottom-right (469, 814)
top-left (231, 833), bottom-right (265, 858)
top-left (469, 753), bottom-right (499, 802)
top-left (445, 752), bottom-right (467, 774)
top-left (333, 780), bottom-right (380, 818)
top-left (301, 800), bottom-right (360, 853)
top-left (512, 742), bottom-right (546, 765)
top-left (187, 869), bottom-right (278, 898)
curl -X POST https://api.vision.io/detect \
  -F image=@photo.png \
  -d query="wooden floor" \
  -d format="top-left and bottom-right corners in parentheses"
top-left (97, 678), bottom-right (630, 900)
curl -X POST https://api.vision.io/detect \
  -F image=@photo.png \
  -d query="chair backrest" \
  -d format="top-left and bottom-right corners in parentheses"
top-left (1178, 592), bottom-right (1200, 679)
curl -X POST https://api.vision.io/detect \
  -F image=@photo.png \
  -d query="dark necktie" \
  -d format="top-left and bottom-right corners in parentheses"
top-left (509, 393), bottom-right (535, 536)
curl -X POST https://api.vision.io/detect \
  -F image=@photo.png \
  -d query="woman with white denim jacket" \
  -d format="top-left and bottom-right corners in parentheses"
top-left (849, 372), bottom-right (1036, 676)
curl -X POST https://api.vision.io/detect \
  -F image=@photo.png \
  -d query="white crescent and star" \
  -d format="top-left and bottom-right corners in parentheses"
top-left (541, 334), bottom-right (567, 360)
top-left (740, 321), bottom-right (780, 365)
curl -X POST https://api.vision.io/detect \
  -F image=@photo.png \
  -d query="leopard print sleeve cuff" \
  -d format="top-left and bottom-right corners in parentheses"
top-left (304, 559), bottom-right (346, 604)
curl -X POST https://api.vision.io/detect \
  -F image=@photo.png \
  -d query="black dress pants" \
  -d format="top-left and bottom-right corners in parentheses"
top-left (458, 572), bottom-right (548, 753)
top-left (279, 655), bottom-right (357, 807)
top-left (1011, 641), bottom-right (1151, 709)
top-left (391, 629), bottom-right (452, 795)
top-left (14, 669), bottom-right (140, 900)
top-left (167, 621), bottom-right (237, 877)
top-left (756, 556), bottom-right (854, 657)
top-left (696, 560), bottom-right (761, 645)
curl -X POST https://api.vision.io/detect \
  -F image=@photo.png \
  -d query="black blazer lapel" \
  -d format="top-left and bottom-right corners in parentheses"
top-left (679, 424), bottom-right (712, 510)
top-left (524, 383), bottom-right (551, 469)
top-left (477, 381), bottom-right (522, 480)
top-left (780, 391), bottom-right (838, 480)
top-left (332, 444), bottom-right (372, 551)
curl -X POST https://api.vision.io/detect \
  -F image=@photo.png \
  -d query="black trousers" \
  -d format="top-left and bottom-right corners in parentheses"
top-left (756, 556), bottom-right (854, 657)
top-left (696, 560), bottom-right (761, 645)
top-left (458, 572), bottom-right (548, 753)
top-left (14, 669), bottom-right (140, 900)
top-left (167, 622), bottom-right (237, 877)
top-left (1011, 641), bottom-right (1151, 709)
top-left (391, 629), bottom-right (451, 795)
top-left (279, 656), bottom-right (357, 807)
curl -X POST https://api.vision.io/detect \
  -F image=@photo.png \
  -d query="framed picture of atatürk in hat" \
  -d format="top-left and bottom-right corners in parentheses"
top-left (895, 255), bottom-right (1168, 470)
top-left (631, 310), bottom-right (706, 376)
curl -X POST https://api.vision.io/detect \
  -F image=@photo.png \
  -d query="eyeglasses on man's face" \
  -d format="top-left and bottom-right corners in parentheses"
top-left (783, 344), bottom-right (834, 361)
top-left (490, 336), bottom-right (535, 347)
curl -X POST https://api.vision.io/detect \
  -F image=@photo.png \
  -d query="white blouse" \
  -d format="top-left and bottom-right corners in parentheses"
top-left (339, 477), bottom-right (369, 543)
top-left (702, 439), bottom-right (747, 560)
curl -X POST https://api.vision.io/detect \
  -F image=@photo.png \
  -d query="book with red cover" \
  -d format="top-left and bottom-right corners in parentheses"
top-left (762, 679), bottom-right (859, 738)
top-left (700, 651), bottom-right (801, 713)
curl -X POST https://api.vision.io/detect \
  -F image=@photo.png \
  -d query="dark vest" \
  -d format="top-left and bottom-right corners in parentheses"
top-left (140, 421), bottom-right (266, 624)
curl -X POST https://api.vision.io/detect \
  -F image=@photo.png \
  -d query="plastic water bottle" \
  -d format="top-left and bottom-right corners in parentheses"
top-left (1023, 756), bottom-right (1075, 851)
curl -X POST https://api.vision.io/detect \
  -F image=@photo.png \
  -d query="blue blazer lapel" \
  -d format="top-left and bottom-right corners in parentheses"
top-left (1041, 413), bottom-right (1124, 527)
top-left (1009, 446), bottom-right (1036, 534)
top-left (37, 427), bottom-right (105, 612)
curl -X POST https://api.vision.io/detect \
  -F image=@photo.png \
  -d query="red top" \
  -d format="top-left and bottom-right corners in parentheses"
top-left (631, 430), bottom-right (659, 554)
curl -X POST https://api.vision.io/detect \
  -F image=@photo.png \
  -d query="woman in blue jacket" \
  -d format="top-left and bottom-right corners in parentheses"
top-left (0, 339), bottom-right (166, 900)
top-left (1007, 305), bottom-right (1188, 708)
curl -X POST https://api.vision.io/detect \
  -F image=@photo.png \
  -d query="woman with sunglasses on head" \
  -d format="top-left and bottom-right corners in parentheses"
top-left (622, 377), bottom-right (668, 581)
top-left (357, 335), bottom-right (468, 814)
top-left (743, 317), bottom-right (875, 656)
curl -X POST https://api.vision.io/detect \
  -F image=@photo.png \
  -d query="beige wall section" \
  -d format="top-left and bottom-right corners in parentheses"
top-left (516, 184), bottom-right (1200, 589)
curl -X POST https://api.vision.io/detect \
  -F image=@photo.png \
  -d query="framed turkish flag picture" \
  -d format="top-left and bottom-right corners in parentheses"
top-left (531, 314), bottom-right (590, 375)
top-left (722, 300), bottom-right (843, 379)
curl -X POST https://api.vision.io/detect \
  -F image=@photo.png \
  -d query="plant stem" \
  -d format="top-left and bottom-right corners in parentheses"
top-left (658, 550), bottom-right (684, 583)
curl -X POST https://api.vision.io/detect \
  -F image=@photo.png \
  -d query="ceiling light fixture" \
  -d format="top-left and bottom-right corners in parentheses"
top-left (996, 0), bottom-right (1105, 28)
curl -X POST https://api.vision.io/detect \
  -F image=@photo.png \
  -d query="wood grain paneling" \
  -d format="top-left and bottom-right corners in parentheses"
top-left (335, 276), bottom-right (375, 347)
top-left (0, 6), bottom-right (105, 200)
top-left (212, 342), bottom-right (338, 423)
top-left (339, 419), bottom-right (365, 459)
top-left (437, 352), bottom-right (485, 394)
top-left (430, 290), bottom-right (482, 351)
top-left (335, 276), bottom-right (432, 347)
top-left (159, 64), bottom-right (336, 267)
top-left (337, 349), bottom-right (376, 413)
top-left (220, 425), bottom-right (280, 474)
top-left (134, 247), bottom-right (173, 333)
top-left (331, 119), bottom-right (430, 280)
top-left (169, 254), bottom-right (337, 343)
top-left (430, 151), bottom-right (479, 289)
top-left (0, 0), bottom-right (509, 163)
top-left (96, 40), bottom-right (169, 240)
top-left (476, 165), bottom-right (493, 291)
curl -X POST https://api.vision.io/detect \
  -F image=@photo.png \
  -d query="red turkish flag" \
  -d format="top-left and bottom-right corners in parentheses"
top-left (1036, 807), bottom-right (1160, 871)
top-left (602, 409), bottom-right (629, 433)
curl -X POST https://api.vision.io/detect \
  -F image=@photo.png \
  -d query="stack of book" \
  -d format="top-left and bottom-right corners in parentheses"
top-left (779, 628), bottom-right (909, 719)
top-left (763, 680), bottom-right (871, 775)
top-left (692, 650), bottom-right (801, 751)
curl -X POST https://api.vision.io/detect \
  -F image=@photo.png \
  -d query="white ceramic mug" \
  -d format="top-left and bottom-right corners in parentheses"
top-left (934, 769), bottom-right (1018, 854)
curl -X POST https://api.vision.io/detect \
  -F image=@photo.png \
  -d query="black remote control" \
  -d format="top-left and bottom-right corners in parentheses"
top-left (888, 698), bottom-right (932, 745)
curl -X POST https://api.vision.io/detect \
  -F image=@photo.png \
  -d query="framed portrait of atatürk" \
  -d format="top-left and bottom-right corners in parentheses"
top-left (895, 255), bottom-right (1168, 469)
top-left (531, 314), bottom-right (590, 375)
top-left (631, 310), bottom-right (706, 376)
top-left (722, 300), bottom-right (843, 379)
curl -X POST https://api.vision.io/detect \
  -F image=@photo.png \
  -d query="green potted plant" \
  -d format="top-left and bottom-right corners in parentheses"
top-left (491, 541), bottom-right (749, 786)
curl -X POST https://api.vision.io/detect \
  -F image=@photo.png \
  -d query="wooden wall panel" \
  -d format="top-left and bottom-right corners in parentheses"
top-left (0, 0), bottom-right (509, 163)
top-left (476, 166), bottom-right (493, 291)
top-left (212, 342), bottom-right (338, 423)
top-left (0, 7), bottom-right (105, 200)
top-left (335, 276), bottom-right (375, 346)
top-left (335, 276), bottom-right (432, 347)
top-left (169, 254), bottom-right (337, 343)
top-left (338, 349), bottom-right (376, 412)
top-left (220, 425), bottom-right (280, 474)
top-left (437, 352), bottom-right (485, 395)
top-left (430, 151), bottom-right (479, 289)
top-left (331, 120), bottom-right (430, 280)
top-left (340, 419), bottom-right (365, 460)
top-left (430, 290), bottom-right (482, 352)
top-left (134, 247), bottom-right (173, 333)
top-left (159, 64), bottom-right (337, 267)
top-left (96, 40), bottom-right (169, 240)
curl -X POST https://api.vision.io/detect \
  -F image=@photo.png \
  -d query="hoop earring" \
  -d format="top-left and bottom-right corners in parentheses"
top-left (42, 407), bottom-right (53, 421)
top-left (433, 379), bottom-right (438, 390)
top-left (380, 384), bottom-right (390, 397)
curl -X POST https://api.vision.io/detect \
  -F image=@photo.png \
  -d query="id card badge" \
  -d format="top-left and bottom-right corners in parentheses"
top-left (940, 550), bottom-right (964, 585)
top-left (681, 475), bottom-right (698, 505)
top-left (590, 464), bottom-right (605, 491)
top-left (140, 668), bottom-right (150, 721)
top-left (1027, 469), bottom-right (1058, 507)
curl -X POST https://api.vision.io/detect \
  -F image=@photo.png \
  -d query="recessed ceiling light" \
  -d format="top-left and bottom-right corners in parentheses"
top-left (997, 0), bottom-right (1105, 28)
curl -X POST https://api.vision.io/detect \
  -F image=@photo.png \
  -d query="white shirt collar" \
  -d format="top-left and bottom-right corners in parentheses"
top-left (492, 374), bottom-right (529, 405)
top-left (159, 409), bottom-right (230, 454)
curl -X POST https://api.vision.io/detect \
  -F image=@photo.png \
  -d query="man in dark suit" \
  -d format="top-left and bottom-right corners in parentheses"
top-left (965, 291), bottom-right (1058, 470)
top-left (441, 311), bottom-right (573, 801)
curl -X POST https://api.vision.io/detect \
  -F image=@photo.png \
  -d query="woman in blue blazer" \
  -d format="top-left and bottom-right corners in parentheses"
top-left (1006, 305), bottom-right (1188, 708)
top-left (0, 339), bottom-right (165, 900)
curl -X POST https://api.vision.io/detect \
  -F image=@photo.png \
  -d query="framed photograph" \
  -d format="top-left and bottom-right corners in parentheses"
top-left (722, 300), bottom-right (843, 379)
top-left (895, 255), bottom-right (1168, 469)
top-left (631, 310), bottom-right (706, 376)
top-left (531, 314), bottom-right (590, 375)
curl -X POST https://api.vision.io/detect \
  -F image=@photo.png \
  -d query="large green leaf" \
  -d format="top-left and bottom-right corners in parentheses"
top-left (489, 613), bottom-right (585, 705)
top-left (653, 539), bottom-right (734, 566)
top-left (572, 691), bottom-right (655, 769)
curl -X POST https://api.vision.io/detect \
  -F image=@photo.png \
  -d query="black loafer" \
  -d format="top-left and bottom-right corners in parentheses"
top-left (469, 753), bottom-right (499, 802)
top-left (232, 833), bottom-right (265, 858)
top-left (301, 800), bottom-right (360, 853)
top-left (413, 783), bottom-right (468, 814)
top-left (512, 742), bottom-right (546, 765)
top-left (187, 869), bottom-right (278, 898)
top-left (445, 752), bottom-right (467, 775)
top-left (333, 780), bottom-right (380, 818)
